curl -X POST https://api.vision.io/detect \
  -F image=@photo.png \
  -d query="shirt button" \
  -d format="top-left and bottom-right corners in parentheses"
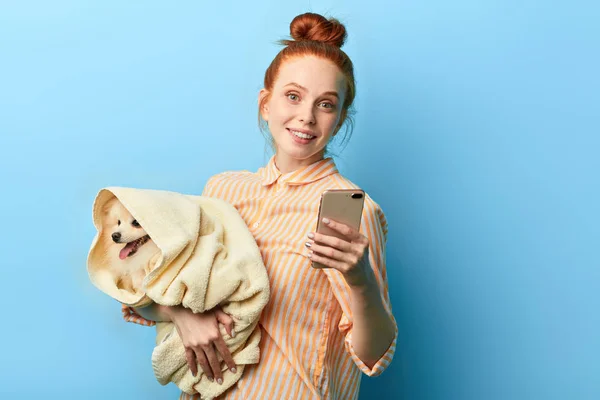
top-left (253, 222), bottom-right (259, 228)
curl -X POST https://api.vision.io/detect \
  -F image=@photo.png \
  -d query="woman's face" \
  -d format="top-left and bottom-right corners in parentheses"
top-left (260, 55), bottom-right (346, 172)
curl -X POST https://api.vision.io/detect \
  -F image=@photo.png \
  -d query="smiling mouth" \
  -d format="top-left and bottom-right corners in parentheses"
top-left (119, 235), bottom-right (151, 259)
top-left (287, 128), bottom-right (316, 140)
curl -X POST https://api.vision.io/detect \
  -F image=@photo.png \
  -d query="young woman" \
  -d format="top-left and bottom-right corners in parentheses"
top-left (125, 12), bottom-right (398, 399)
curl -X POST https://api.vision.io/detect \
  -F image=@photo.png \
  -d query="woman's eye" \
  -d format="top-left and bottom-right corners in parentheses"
top-left (287, 93), bottom-right (299, 101)
top-left (320, 102), bottom-right (334, 109)
top-left (132, 220), bottom-right (140, 227)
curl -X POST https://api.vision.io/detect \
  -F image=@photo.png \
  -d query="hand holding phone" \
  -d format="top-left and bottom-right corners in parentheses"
top-left (311, 189), bottom-right (365, 269)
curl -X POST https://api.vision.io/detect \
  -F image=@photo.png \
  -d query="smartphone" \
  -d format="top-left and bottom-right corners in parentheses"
top-left (312, 189), bottom-right (365, 269)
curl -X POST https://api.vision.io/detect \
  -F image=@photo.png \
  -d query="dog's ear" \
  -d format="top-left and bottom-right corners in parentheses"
top-left (101, 197), bottom-right (117, 216)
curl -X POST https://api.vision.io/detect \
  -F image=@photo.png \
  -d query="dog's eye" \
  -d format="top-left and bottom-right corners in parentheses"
top-left (117, 220), bottom-right (121, 226)
top-left (132, 220), bottom-right (140, 228)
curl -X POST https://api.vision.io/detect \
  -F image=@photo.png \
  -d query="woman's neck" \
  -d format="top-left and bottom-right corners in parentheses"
top-left (274, 151), bottom-right (325, 174)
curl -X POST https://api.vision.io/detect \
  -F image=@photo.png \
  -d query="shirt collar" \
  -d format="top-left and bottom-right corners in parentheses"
top-left (258, 156), bottom-right (338, 186)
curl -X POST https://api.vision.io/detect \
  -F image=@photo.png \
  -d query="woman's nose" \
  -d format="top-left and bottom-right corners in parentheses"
top-left (298, 105), bottom-right (316, 124)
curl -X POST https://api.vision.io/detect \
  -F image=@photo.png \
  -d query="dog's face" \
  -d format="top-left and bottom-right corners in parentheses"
top-left (102, 197), bottom-right (151, 259)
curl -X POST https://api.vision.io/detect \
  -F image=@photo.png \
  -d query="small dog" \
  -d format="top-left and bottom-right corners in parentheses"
top-left (100, 197), bottom-right (160, 293)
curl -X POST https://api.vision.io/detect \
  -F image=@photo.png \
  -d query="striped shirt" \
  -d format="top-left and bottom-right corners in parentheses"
top-left (122, 156), bottom-right (398, 399)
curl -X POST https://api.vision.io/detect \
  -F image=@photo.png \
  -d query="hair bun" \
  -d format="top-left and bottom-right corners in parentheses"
top-left (286, 12), bottom-right (347, 48)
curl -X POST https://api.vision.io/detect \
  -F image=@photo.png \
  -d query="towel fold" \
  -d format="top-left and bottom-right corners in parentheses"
top-left (87, 186), bottom-right (270, 399)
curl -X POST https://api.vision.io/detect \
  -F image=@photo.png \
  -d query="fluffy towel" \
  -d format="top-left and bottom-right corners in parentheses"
top-left (87, 186), bottom-right (270, 399)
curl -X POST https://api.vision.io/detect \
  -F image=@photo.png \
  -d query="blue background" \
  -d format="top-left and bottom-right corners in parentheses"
top-left (1, 1), bottom-right (598, 399)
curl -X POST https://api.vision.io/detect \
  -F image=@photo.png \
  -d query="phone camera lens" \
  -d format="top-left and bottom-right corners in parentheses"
top-left (351, 193), bottom-right (363, 199)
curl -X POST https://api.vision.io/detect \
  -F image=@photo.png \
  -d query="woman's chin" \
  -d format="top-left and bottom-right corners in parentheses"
top-left (277, 147), bottom-right (325, 165)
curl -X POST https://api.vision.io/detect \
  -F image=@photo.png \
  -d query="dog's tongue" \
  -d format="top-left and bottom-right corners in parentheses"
top-left (119, 242), bottom-right (136, 260)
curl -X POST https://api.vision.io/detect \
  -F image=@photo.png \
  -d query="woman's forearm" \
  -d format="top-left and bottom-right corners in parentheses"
top-left (133, 303), bottom-right (180, 322)
top-left (349, 280), bottom-right (396, 369)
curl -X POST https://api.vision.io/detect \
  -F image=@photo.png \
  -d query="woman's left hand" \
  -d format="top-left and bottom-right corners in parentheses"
top-left (305, 218), bottom-right (374, 287)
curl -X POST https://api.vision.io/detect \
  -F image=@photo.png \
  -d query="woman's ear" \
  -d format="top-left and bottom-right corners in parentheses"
top-left (259, 88), bottom-right (270, 121)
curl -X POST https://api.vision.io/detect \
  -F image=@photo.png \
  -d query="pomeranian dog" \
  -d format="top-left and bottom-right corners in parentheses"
top-left (100, 197), bottom-right (160, 293)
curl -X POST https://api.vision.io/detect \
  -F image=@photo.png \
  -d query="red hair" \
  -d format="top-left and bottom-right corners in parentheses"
top-left (258, 13), bottom-right (356, 151)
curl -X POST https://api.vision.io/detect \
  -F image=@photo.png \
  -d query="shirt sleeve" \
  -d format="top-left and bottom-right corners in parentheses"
top-left (200, 171), bottom-right (234, 199)
top-left (121, 304), bottom-right (156, 326)
top-left (325, 197), bottom-right (398, 377)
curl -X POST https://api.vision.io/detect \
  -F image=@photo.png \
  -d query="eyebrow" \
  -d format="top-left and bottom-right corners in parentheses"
top-left (284, 82), bottom-right (339, 99)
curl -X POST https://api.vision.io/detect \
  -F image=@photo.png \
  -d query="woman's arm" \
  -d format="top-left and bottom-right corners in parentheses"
top-left (306, 216), bottom-right (397, 370)
top-left (132, 303), bottom-right (238, 384)
top-left (347, 276), bottom-right (396, 368)
top-left (133, 303), bottom-right (177, 322)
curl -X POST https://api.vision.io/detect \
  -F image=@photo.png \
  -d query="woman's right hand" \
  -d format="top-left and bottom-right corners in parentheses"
top-left (164, 305), bottom-right (237, 384)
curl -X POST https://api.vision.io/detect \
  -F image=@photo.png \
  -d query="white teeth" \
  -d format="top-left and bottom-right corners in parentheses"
top-left (290, 130), bottom-right (315, 139)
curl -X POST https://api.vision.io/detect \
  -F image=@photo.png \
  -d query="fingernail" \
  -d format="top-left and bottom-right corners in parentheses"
top-left (231, 328), bottom-right (236, 338)
top-left (307, 251), bottom-right (313, 258)
top-left (322, 218), bottom-right (330, 224)
top-left (307, 232), bottom-right (314, 239)
top-left (218, 378), bottom-right (223, 385)
top-left (208, 376), bottom-right (214, 382)
top-left (231, 367), bottom-right (237, 373)
top-left (305, 242), bottom-right (311, 248)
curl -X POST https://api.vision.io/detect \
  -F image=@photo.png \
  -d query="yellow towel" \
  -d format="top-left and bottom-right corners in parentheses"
top-left (87, 186), bottom-right (270, 399)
